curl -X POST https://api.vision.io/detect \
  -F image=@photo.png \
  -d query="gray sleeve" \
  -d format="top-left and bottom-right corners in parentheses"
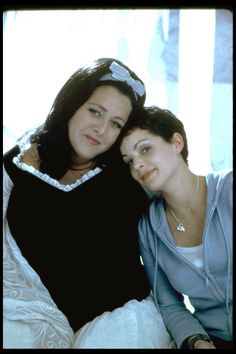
top-left (138, 217), bottom-right (208, 348)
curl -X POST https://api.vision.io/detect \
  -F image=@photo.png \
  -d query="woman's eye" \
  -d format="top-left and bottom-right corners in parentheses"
top-left (89, 108), bottom-right (100, 117)
top-left (141, 146), bottom-right (150, 154)
top-left (112, 121), bottom-right (123, 130)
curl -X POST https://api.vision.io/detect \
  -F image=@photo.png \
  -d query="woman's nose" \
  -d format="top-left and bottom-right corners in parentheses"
top-left (93, 119), bottom-right (108, 135)
top-left (133, 158), bottom-right (144, 170)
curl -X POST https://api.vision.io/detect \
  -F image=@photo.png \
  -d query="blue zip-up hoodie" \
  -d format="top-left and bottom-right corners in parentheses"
top-left (138, 170), bottom-right (232, 348)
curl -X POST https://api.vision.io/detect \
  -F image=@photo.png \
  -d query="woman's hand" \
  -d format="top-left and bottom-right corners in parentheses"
top-left (185, 335), bottom-right (216, 349)
top-left (193, 339), bottom-right (216, 349)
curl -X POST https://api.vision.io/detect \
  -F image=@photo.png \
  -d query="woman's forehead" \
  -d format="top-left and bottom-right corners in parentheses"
top-left (124, 128), bottom-right (156, 143)
top-left (121, 129), bottom-right (155, 151)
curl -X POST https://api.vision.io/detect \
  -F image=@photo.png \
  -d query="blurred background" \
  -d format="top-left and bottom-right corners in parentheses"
top-left (3, 8), bottom-right (232, 174)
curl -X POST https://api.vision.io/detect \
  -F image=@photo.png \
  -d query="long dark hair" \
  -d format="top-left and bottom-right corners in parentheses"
top-left (25, 58), bottom-right (146, 179)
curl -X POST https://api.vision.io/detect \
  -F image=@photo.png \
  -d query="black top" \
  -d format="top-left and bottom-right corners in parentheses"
top-left (4, 146), bottom-right (150, 332)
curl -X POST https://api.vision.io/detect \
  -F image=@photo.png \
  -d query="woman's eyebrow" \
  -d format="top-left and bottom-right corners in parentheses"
top-left (134, 139), bottom-right (149, 150)
top-left (89, 102), bottom-right (107, 112)
top-left (122, 139), bottom-right (149, 158)
top-left (89, 103), bottom-right (126, 123)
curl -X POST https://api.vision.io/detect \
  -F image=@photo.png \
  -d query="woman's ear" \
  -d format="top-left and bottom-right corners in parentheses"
top-left (172, 132), bottom-right (184, 153)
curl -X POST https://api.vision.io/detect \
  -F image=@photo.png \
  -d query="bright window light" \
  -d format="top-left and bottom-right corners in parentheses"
top-left (3, 9), bottom-right (232, 173)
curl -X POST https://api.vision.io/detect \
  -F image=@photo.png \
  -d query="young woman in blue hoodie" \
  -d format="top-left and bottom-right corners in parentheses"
top-left (120, 106), bottom-right (232, 349)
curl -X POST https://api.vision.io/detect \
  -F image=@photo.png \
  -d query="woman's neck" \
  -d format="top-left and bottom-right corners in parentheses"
top-left (164, 173), bottom-right (207, 247)
top-left (163, 171), bottom-right (198, 214)
top-left (69, 160), bottom-right (94, 171)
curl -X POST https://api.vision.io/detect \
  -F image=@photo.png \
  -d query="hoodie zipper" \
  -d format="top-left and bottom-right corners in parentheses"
top-left (217, 203), bottom-right (232, 338)
top-left (161, 237), bottom-right (225, 302)
top-left (157, 202), bottom-right (226, 303)
top-left (201, 203), bottom-right (226, 302)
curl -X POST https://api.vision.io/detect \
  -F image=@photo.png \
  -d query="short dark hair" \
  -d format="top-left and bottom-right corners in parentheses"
top-left (122, 106), bottom-right (189, 165)
top-left (24, 58), bottom-right (146, 179)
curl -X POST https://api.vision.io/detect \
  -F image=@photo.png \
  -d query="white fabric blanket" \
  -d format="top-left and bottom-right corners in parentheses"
top-left (3, 165), bottom-right (175, 349)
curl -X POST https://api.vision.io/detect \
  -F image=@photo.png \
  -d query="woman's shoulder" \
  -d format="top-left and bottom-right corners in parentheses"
top-left (3, 145), bottom-right (20, 174)
top-left (4, 143), bottom-right (40, 168)
top-left (206, 169), bottom-right (232, 209)
top-left (4, 143), bottom-right (42, 183)
top-left (206, 169), bottom-right (232, 190)
top-left (4, 145), bottom-right (19, 160)
top-left (20, 143), bottom-right (41, 170)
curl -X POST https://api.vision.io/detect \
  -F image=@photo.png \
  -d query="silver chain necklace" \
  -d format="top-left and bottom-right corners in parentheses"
top-left (168, 175), bottom-right (199, 232)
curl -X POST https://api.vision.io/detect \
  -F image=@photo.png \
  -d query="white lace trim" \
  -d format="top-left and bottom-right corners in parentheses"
top-left (13, 150), bottom-right (102, 192)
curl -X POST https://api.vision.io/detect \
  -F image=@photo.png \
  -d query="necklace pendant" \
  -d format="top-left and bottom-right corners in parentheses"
top-left (176, 223), bottom-right (185, 232)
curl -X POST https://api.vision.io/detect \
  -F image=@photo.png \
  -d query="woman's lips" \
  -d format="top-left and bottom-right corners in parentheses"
top-left (141, 169), bottom-right (155, 181)
top-left (85, 135), bottom-right (100, 145)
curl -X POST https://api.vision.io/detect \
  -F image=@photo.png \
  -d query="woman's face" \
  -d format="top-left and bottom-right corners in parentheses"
top-left (68, 85), bottom-right (132, 164)
top-left (120, 128), bottom-right (180, 192)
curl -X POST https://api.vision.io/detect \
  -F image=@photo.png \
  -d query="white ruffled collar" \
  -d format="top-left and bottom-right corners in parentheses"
top-left (13, 148), bottom-right (102, 192)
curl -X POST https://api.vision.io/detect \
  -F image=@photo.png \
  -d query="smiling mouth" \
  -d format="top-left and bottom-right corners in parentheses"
top-left (85, 135), bottom-right (100, 145)
top-left (141, 169), bottom-right (155, 181)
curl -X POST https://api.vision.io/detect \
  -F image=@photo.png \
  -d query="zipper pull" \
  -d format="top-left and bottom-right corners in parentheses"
top-left (203, 271), bottom-right (209, 286)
